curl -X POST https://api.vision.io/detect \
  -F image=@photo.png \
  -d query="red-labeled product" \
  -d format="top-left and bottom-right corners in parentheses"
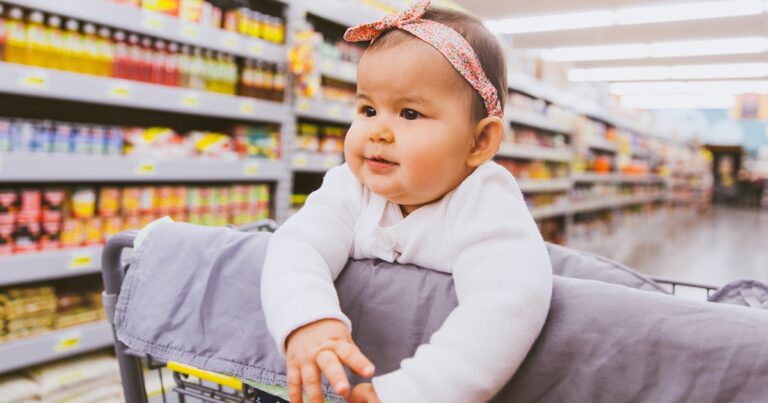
top-left (42, 188), bottom-right (66, 222)
top-left (0, 189), bottom-right (18, 225)
top-left (14, 217), bottom-right (40, 253)
top-left (112, 30), bottom-right (128, 79)
top-left (18, 189), bottom-right (41, 222)
top-left (164, 42), bottom-right (179, 87)
top-left (0, 4), bottom-right (7, 62)
top-left (123, 215), bottom-right (141, 231)
top-left (0, 223), bottom-right (13, 255)
top-left (40, 220), bottom-right (62, 250)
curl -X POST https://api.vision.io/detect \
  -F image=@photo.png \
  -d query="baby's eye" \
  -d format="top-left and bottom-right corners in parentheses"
top-left (360, 106), bottom-right (376, 117)
top-left (400, 108), bottom-right (421, 120)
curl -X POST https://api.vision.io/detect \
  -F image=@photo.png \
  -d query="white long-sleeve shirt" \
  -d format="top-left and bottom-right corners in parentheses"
top-left (261, 161), bottom-right (552, 403)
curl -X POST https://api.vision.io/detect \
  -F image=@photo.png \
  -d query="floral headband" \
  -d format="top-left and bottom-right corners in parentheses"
top-left (343, 0), bottom-right (504, 118)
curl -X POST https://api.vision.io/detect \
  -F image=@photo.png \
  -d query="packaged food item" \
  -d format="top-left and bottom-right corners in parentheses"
top-left (42, 188), bottom-right (66, 222)
top-left (121, 187), bottom-right (141, 216)
top-left (83, 218), bottom-right (103, 245)
top-left (142, 0), bottom-right (180, 16)
top-left (97, 187), bottom-right (121, 217)
top-left (18, 189), bottom-right (41, 222)
top-left (123, 215), bottom-right (141, 231)
top-left (102, 216), bottom-right (123, 242)
top-left (39, 219), bottom-right (61, 250)
top-left (13, 216), bottom-right (40, 253)
top-left (71, 187), bottom-right (96, 218)
top-left (0, 189), bottom-right (18, 225)
top-left (139, 186), bottom-right (156, 214)
top-left (0, 223), bottom-right (14, 255)
top-left (60, 219), bottom-right (84, 248)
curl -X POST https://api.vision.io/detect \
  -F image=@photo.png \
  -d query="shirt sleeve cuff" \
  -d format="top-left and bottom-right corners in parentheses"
top-left (271, 309), bottom-right (352, 358)
top-left (371, 370), bottom-right (428, 403)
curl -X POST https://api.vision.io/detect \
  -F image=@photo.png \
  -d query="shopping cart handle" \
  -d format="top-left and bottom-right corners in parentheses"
top-left (167, 361), bottom-right (243, 391)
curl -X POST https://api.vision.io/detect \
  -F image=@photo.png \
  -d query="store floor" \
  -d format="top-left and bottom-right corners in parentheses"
top-left (629, 206), bottom-right (768, 287)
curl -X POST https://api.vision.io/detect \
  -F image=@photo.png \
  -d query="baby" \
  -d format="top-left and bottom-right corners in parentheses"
top-left (261, 1), bottom-right (553, 402)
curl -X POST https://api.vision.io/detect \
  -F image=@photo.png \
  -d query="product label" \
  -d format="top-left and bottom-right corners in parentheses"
top-left (220, 33), bottom-right (239, 50)
top-left (328, 105), bottom-right (342, 119)
top-left (135, 160), bottom-right (157, 176)
top-left (249, 42), bottom-right (263, 56)
top-left (141, 12), bottom-right (167, 32)
top-left (180, 92), bottom-right (200, 108)
top-left (107, 82), bottom-right (132, 99)
top-left (292, 154), bottom-right (307, 168)
top-left (179, 23), bottom-right (199, 39)
top-left (243, 162), bottom-right (260, 176)
top-left (239, 100), bottom-right (255, 114)
top-left (54, 333), bottom-right (82, 352)
top-left (296, 99), bottom-right (311, 112)
top-left (67, 249), bottom-right (97, 270)
top-left (18, 70), bottom-right (48, 90)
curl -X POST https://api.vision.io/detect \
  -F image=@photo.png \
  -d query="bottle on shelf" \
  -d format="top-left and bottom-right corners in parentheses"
top-left (151, 39), bottom-right (166, 84)
top-left (0, 4), bottom-right (6, 62)
top-left (274, 63), bottom-right (285, 102)
top-left (81, 23), bottom-right (100, 76)
top-left (263, 62), bottom-right (274, 101)
top-left (126, 33), bottom-right (141, 81)
top-left (6, 7), bottom-right (26, 65)
top-left (45, 15), bottom-right (64, 71)
top-left (62, 19), bottom-right (82, 73)
top-left (177, 44), bottom-right (191, 88)
top-left (25, 10), bottom-right (47, 68)
top-left (97, 27), bottom-right (113, 77)
top-left (240, 59), bottom-right (253, 98)
top-left (139, 36), bottom-right (154, 83)
top-left (164, 42), bottom-right (179, 87)
top-left (189, 46), bottom-right (205, 90)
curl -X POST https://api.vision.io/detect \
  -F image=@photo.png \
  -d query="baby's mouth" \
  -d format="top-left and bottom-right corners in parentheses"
top-left (364, 156), bottom-right (398, 169)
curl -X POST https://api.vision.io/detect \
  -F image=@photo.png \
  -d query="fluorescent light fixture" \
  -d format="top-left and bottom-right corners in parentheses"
top-left (670, 63), bottom-right (768, 79)
top-left (543, 44), bottom-right (647, 62)
top-left (485, 10), bottom-right (614, 34)
top-left (569, 63), bottom-right (768, 82)
top-left (610, 80), bottom-right (768, 95)
top-left (615, 0), bottom-right (764, 25)
top-left (648, 37), bottom-right (768, 58)
top-left (569, 66), bottom-right (670, 82)
top-left (486, 0), bottom-right (767, 34)
top-left (620, 94), bottom-right (736, 109)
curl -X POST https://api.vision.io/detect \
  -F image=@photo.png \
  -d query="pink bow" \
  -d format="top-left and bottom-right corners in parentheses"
top-left (344, 0), bottom-right (431, 42)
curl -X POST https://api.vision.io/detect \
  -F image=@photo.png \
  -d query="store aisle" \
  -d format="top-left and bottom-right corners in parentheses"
top-left (629, 207), bottom-right (768, 287)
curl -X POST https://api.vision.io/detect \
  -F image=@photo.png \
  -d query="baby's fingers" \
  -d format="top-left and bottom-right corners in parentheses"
top-left (301, 364), bottom-right (325, 403)
top-left (334, 342), bottom-right (375, 378)
top-left (316, 350), bottom-right (350, 398)
top-left (287, 365), bottom-right (303, 403)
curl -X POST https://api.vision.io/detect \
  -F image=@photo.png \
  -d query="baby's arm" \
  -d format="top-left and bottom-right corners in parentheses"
top-left (261, 164), bottom-right (374, 402)
top-left (372, 170), bottom-right (553, 402)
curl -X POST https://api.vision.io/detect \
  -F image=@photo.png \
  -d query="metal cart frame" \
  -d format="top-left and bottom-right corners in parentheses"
top-left (101, 226), bottom-right (716, 403)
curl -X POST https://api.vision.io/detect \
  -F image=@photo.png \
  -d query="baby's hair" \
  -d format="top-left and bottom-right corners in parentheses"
top-left (367, 6), bottom-right (507, 122)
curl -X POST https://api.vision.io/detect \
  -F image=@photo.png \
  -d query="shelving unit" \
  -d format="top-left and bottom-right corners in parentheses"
top-left (0, 322), bottom-right (113, 374)
top-left (506, 108), bottom-right (573, 135)
top-left (498, 144), bottom-right (573, 162)
top-left (295, 98), bottom-right (355, 125)
top-left (291, 152), bottom-right (344, 173)
top-left (0, 246), bottom-right (102, 287)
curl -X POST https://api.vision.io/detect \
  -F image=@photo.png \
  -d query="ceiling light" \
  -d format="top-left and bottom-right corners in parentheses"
top-left (610, 81), bottom-right (768, 95)
top-left (670, 63), bottom-right (768, 79)
top-left (485, 10), bottom-right (614, 34)
top-left (620, 94), bottom-right (736, 109)
top-left (543, 44), bottom-right (647, 61)
top-left (569, 67), bottom-right (670, 82)
top-left (615, 0), bottom-right (764, 25)
top-left (647, 37), bottom-right (768, 58)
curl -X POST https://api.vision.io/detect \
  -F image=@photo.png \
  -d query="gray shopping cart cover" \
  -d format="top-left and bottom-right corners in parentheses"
top-left (115, 222), bottom-right (768, 402)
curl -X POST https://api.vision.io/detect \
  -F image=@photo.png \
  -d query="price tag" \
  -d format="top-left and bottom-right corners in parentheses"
top-left (249, 42), bottom-right (264, 56)
top-left (107, 82), bottom-right (131, 99)
top-left (323, 156), bottom-right (340, 168)
top-left (221, 33), bottom-right (239, 50)
top-left (292, 154), bottom-right (308, 168)
top-left (239, 100), bottom-right (255, 114)
top-left (135, 160), bottom-right (157, 176)
top-left (141, 12), bottom-right (166, 32)
top-left (296, 99), bottom-right (311, 112)
top-left (179, 24), bottom-right (200, 39)
top-left (67, 250), bottom-right (97, 270)
top-left (328, 105), bottom-right (342, 118)
top-left (243, 161), bottom-right (260, 176)
top-left (18, 70), bottom-right (48, 90)
top-left (54, 333), bottom-right (82, 353)
top-left (180, 92), bottom-right (200, 108)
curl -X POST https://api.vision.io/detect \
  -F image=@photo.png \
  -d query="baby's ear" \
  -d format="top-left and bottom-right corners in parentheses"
top-left (467, 116), bottom-right (504, 168)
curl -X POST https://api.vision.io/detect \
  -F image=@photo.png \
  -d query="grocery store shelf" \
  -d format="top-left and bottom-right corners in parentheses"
top-left (0, 246), bottom-right (102, 287)
top-left (319, 58), bottom-right (357, 83)
top-left (291, 152), bottom-right (343, 173)
top-left (295, 98), bottom-right (355, 124)
top-left (571, 194), bottom-right (665, 214)
top-left (0, 153), bottom-right (289, 182)
top-left (572, 173), bottom-right (664, 184)
top-left (0, 322), bottom-right (113, 374)
top-left (531, 204), bottom-right (572, 220)
top-left (506, 108), bottom-right (573, 135)
top-left (0, 63), bottom-right (290, 124)
top-left (4, 0), bottom-right (285, 63)
top-left (587, 138), bottom-right (619, 153)
top-left (518, 178), bottom-right (572, 193)
top-left (497, 144), bottom-right (573, 162)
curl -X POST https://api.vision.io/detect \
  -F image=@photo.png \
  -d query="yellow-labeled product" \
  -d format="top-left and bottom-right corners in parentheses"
top-left (97, 27), bottom-right (114, 77)
top-left (45, 15), bottom-right (64, 70)
top-left (62, 19), bottom-right (83, 73)
top-left (25, 11), bottom-right (46, 68)
top-left (6, 7), bottom-right (26, 65)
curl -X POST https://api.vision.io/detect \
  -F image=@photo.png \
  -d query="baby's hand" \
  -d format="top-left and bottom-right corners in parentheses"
top-left (349, 383), bottom-right (380, 403)
top-left (285, 319), bottom-right (375, 403)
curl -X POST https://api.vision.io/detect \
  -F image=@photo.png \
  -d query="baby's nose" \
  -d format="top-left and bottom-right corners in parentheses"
top-left (368, 127), bottom-right (395, 143)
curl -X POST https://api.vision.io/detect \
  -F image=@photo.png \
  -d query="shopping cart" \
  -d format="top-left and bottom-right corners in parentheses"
top-left (101, 220), bottom-right (287, 403)
top-left (101, 224), bottom-right (717, 403)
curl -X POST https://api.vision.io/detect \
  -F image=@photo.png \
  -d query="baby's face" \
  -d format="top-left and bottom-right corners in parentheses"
top-left (345, 37), bottom-right (477, 214)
